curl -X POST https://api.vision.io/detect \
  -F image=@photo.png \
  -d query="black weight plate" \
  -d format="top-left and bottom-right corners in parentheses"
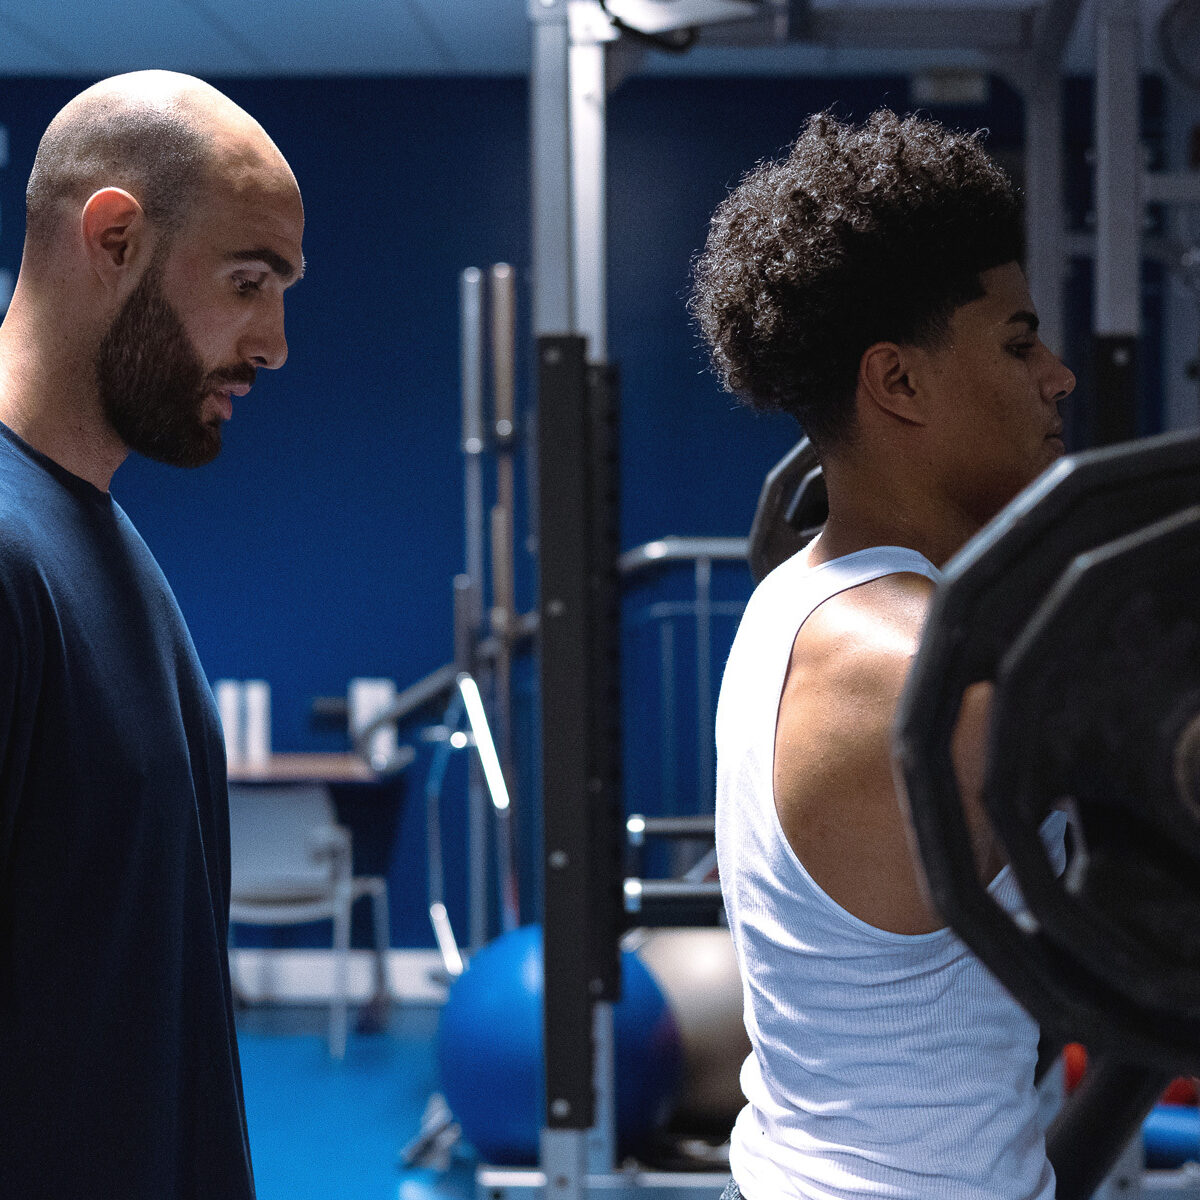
top-left (748, 438), bottom-right (825, 583)
top-left (783, 463), bottom-right (827, 543)
top-left (894, 428), bottom-right (1200, 1071)
top-left (988, 506), bottom-right (1200, 1042)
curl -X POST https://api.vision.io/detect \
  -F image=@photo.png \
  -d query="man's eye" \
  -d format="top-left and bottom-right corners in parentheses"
top-left (233, 276), bottom-right (263, 294)
top-left (1008, 342), bottom-right (1035, 359)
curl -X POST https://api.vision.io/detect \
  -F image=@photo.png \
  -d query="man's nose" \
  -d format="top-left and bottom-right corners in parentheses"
top-left (244, 301), bottom-right (288, 371)
top-left (1045, 352), bottom-right (1075, 403)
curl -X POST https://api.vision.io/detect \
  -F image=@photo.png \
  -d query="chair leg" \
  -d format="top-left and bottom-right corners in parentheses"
top-left (330, 885), bottom-right (352, 1060)
top-left (354, 878), bottom-right (392, 1036)
top-left (369, 878), bottom-right (391, 1003)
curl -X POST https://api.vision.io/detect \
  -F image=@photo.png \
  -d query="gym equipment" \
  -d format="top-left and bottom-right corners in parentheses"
top-left (323, 264), bottom-right (536, 955)
top-left (618, 538), bottom-right (749, 814)
top-left (632, 928), bottom-right (750, 1136)
top-left (894, 428), bottom-right (1200, 1068)
top-left (747, 437), bottom-right (826, 584)
top-left (423, 672), bottom-right (518, 979)
top-left (525, 0), bottom-right (1192, 1192)
top-left (1163, 1078), bottom-right (1199, 1106)
top-left (623, 815), bottom-right (723, 922)
top-left (436, 924), bottom-right (683, 1165)
top-left (396, 268), bottom-right (545, 1180)
top-left (893, 428), bottom-right (1200, 1198)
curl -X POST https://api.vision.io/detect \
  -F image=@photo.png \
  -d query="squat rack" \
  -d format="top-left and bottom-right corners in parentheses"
top-left (522, 2), bottom-right (1200, 1199)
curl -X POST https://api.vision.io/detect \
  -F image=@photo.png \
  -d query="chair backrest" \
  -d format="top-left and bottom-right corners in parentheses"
top-left (228, 784), bottom-right (343, 903)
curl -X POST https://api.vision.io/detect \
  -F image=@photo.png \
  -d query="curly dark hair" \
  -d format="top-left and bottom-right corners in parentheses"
top-left (689, 109), bottom-right (1023, 452)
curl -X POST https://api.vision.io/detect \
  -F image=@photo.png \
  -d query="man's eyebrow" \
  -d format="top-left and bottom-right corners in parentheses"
top-left (1006, 310), bottom-right (1039, 332)
top-left (228, 248), bottom-right (305, 282)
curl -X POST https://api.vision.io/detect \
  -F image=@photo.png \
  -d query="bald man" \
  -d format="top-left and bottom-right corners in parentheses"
top-left (0, 73), bottom-right (303, 1198)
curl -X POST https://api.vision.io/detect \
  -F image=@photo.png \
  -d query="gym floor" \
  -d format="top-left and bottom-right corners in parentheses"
top-left (237, 1005), bottom-right (473, 1200)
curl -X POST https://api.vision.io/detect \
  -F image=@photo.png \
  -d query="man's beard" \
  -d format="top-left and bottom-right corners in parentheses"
top-left (94, 258), bottom-right (254, 468)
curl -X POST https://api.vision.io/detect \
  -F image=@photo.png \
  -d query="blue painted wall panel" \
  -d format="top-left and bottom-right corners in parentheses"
top-left (0, 73), bottom-right (1122, 946)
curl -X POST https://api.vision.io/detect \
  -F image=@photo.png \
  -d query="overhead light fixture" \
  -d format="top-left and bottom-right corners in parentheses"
top-left (598, 0), bottom-right (766, 37)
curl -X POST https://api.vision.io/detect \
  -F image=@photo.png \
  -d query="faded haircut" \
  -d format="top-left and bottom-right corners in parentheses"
top-left (25, 97), bottom-right (213, 250)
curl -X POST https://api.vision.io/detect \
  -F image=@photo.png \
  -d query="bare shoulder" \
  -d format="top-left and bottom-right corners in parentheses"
top-left (772, 571), bottom-right (941, 935)
top-left (782, 570), bottom-right (936, 722)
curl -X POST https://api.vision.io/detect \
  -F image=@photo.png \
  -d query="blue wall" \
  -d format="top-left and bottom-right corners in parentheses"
top-left (0, 73), bottom-right (1104, 946)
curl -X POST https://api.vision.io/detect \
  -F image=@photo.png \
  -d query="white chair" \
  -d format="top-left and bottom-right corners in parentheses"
top-left (227, 784), bottom-right (390, 1059)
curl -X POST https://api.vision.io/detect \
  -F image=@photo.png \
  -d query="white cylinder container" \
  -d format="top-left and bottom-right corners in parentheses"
top-left (243, 679), bottom-right (272, 768)
top-left (348, 677), bottom-right (398, 770)
top-left (214, 679), bottom-right (244, 767)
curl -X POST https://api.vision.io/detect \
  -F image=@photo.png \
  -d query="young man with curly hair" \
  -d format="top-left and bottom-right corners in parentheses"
top-left (693, 110), bottom-right (1076, 1199)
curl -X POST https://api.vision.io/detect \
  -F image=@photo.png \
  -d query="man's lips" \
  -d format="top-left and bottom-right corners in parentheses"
top-left (205, 391), bottom-right (233, 422)
top-left (206, 382), bottom-right (252, 422)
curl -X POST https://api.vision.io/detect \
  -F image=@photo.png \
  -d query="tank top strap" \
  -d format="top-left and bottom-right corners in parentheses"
top-left (798, 544), bottom-right (942, 598)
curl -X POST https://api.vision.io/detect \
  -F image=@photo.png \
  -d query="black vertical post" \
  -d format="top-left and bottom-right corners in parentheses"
top-left (1046, 1059), bottom-right (1169, 1199)
top-left (537, 336), bottom-right (624, 1139)
top-left (585, 359), bottom-right (624, 1007)
top-left (1094, 335), bottom-right (1139, 445)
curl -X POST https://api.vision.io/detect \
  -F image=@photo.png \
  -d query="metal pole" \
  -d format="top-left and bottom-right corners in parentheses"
top-left (1024, 74), bottom-right (1065, 357)
top-left (490, 263), bottom-right (521, 932)
top-left (531, 9), bottom-right (586, 1192)
top-left (461, 267), bottom-right (486, 610)
top-left (460, 268), bottom-right (491, 952)
top-left (695, 556), bottom-right (714, 812)
top-left (539, 336), bottom-right (600, 1200)
top-left (530, 0), bottom-right (610, 363)
top-left (530, 0), bottom-right (574, 338)
top-left (1094, 0), bottom-right (1142, 444)
top-left (569, 29), bottom-right (608, 362)
top-left (660, 619), bottom-right (676, 814)
top-left (587, 1003), bottom-right (616, 1171)
top-left (530, 7), bottom-right (616, 1192)
top-left (1046, 1059), bottom-right (1168, 1200)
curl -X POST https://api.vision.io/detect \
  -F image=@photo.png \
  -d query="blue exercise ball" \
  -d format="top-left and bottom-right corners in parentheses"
top-left (437, 924), bottom-right (682, 1165)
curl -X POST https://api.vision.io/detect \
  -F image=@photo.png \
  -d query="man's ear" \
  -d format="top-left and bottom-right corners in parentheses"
top-left (858, 340), bottom-right (928, 428)
top-left (80, 188), bottom-right (150, 290)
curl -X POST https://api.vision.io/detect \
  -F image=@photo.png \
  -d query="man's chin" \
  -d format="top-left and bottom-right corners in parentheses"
top-left (177, 428), bottom-right (222, 469)
top-left (134, 425), bottom-right (222, 469)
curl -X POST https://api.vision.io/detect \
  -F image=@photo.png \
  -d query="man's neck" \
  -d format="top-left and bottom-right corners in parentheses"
top-left (814, 457), bottom-right (985, 570)
top-left (0, 305), bottom-right (127, 492)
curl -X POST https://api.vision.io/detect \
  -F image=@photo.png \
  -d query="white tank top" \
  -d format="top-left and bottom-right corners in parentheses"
top-left (715, 545), bottom-right (1066, 1200)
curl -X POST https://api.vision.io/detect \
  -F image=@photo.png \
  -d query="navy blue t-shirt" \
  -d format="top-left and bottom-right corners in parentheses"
top-left (0, 422), bottom-right (254, 1199)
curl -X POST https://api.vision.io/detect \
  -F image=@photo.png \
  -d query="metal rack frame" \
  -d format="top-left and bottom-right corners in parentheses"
top-left (519, 2), bottom-right (1200, 1197)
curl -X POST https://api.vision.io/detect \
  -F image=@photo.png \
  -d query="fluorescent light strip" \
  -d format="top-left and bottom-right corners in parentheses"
top-left (457, 674), bottom-right (511, 812)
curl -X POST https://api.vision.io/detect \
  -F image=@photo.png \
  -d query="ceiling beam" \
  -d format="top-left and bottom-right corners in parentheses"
top-left (806, 5), bottom-right (1035, 51)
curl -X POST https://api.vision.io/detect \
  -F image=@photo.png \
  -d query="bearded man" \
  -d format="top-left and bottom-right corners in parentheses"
top-left (0, 71), bottom-right (304, 1199)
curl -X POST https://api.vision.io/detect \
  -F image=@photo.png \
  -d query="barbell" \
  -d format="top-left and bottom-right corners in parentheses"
top-left (751, 428), bottom-right (1200, 1070)
top-left (895, 428), bottom-right (1200, 1070)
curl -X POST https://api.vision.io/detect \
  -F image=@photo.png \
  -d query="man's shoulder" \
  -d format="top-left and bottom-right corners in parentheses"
top-left (796, 568), bottom-right (936, 691)
top-left (775, 569), bottom-right (936, 794)
top-left (773, 566), bottom-right (945, 933)
top-left (0, 452), bottom-right (95, 606)
top-left (0, 485), bottom-right (44, 565)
